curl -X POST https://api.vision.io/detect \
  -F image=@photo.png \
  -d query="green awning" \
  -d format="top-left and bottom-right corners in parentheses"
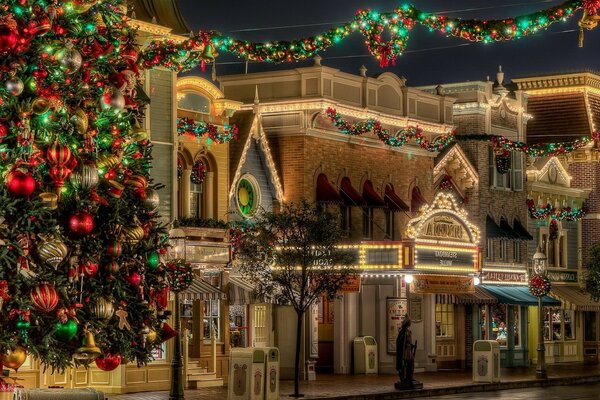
top-left (482, 285), bottom-right (560, 306)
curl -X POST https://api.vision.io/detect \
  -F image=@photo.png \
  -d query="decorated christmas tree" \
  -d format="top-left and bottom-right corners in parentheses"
top-left (0, 0), bottom-right (174, 372)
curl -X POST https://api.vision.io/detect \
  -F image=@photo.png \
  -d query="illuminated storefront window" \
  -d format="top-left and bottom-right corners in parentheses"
top-left (543, 307), bottom-right (575, 341)
top-left (483, 304), bottom-right (520, 347)
top-left (435, 304), bottom-right (454, 338)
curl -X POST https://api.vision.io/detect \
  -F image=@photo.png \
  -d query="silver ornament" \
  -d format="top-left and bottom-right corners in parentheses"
top-left (57, 47), bottom-right (82, 74)
top-left (6, 78), bottom-right (24, 96)
top-left (143, 188), bottom-right (160, 211)
top-left (100, 86), bottom-right (125, 111)
top-left (72, 164), bottom-right (99, 189)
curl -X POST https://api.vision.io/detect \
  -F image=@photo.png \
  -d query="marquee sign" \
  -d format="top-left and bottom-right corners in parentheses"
top-left (412, 275), bottom-right (475, 294)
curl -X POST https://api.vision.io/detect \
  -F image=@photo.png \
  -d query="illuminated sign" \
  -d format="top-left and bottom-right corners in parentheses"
top-left (412, 275), bottom-right (475, 294)
top-left (415, 245), bottom-right (477, 271)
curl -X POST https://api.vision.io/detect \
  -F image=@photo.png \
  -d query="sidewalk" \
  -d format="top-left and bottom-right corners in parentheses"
top-left (108, 363), bottom-right (600, 400)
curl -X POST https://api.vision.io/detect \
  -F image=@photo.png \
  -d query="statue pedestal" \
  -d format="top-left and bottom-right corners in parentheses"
top-left (394, 380), bottom-right (423, 391)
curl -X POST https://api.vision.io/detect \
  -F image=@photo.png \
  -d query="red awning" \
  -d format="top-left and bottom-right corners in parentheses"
top-left (340, 177), bottom-right (366, 207)
top-left (385, 184), bottom-right (409, 212)
top-left (411, 187), bottom-right (428, 213)
top-left (316, 174), bottom-right (343, 204)
top-left (362, 180), bottom-right (386, 208)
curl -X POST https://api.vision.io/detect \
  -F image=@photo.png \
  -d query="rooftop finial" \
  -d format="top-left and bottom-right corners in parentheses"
top-left (313, 55), bottom-right (322, 66)
top-left (497, 65), bottom-right (504, 86)
top-left (254, 85), bottom-right (260, 105)
top-left (359, 65), bottom-right (367, 77)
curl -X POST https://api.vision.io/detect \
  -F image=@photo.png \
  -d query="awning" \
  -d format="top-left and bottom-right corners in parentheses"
top-left (229, 276), bottom-right (271, 305)
top-left (435, 287), bottom-right (498, 305)
top-left (486, 216), bottom-right (508, 239)
top-left (411, 187), bottom-right (428, 213)
top-left (362, 180), bottom-right (386, 208)
top-left (340, 177), bottom-right (366, 207)
top-left (481, 285), bottom-right (560, 306)
top-left (500, 218), bottom-right (521, 240)
top-left (513, 218), bottom-right (534, 241)
top-left (550, 285), bottom-right (600, 311)
top-left (316, 173), bottom-right (343, 204)
top-left (179, 278), bottom-right (226, 301)
top-left (385, 184), bottom-right (410, 212)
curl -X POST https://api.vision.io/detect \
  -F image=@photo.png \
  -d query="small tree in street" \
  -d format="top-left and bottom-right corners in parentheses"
top-left (231, 201), bottom-right (356, 397)
top-left (584, 243), bottom-right (600, 301)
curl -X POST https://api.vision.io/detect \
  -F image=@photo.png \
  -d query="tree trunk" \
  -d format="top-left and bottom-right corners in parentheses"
top-left (293, 309), bottom-right (304, 397)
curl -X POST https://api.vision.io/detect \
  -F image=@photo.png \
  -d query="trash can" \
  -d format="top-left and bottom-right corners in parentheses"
top-left (473, 340), bottom-right (500, 383)
top-left (353, 336), bottom-right (378, 374)
top-left (229, 348), bottom-right (266, 400)
top-left (263, 347), bottom-right (280, 400)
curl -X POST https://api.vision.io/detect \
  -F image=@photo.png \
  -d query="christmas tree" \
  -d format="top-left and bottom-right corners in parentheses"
top-left (0, 0), bottom-right (174, 371)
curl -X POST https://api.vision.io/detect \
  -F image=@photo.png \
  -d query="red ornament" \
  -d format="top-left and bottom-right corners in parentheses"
top-left (68, 211), bottom-right (94, 235)
top-left (47, 141), bottom-right (72, 167)
top-left (6, 170), bottom-right (36, 197)
top-left (0, 122), bottom-right (7, 142)
top-left (95, 353), bottom-right (121, 371)
top-left (49, 165), bottom-right (72, 192)
top-left (30, 283), bottom-right (59, 312)
top-left (126, 271), bottom-right (142, 287)
top-left (106, 241), bottom-right (122, 258)
top-left (0, 24), bottom-right (18, 53)
top-left (78, 260), bottom-right (98, 277)
top-left (105, 261), bottom-right (120, 274)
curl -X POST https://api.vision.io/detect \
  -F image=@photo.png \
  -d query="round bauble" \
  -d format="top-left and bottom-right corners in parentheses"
top-left (100, 86), bottom-right (125, 111)
top-left (37, 236), bottom-right (68, 268)
top-left (143, 188), bottom-right (160, 212)
top-left (123, 225), bottom-right (144, 245)
top-left (47, 141), bottom-right (72, 167)
top-left (71, 108), bottom-right (88, 134)
top-left (147, 328), bottom-right (158, 343)
top-left (0, 122), bottom-right (8, 142)
top-left (105, 260), bottom-right (120, 274)
top-left (54, 319), bottom-right (78, 341)
top-left (68, 211), bottom-right (94, 235)
top-left (0, 25), bottom-right (18, 53)
top-left (5, 77), bottom-right (24, 96)
top-left (106, 241), bottom-right (122, 258)
top-left (146, 251), bottom-right (160, 271)
top-left (71, 164), bottom-right (99, 189)
top-left (95, 353), bottom-right (121, 371)
top-left (93, 297), bottom-right (114, 320)
top-left (126, 271), bottom-right (142, 287)
top-left (30, 283), bottom-right (59, 312)
top-left (1, 346), bottom-right (27, 371)
top-left (57, 46), bottom-right (82, 74)
top-left (6, 170), bottom-right (35, 197)
top-left (79, 260), bottom-right (98, 277)
top-left (31, 97), bottom-right (50, 115)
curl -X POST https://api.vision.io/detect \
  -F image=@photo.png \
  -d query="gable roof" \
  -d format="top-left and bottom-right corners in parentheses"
top-left (433, 144), bottom-right (478, 193)
top-left (130, 0), bottom-right (191, 34)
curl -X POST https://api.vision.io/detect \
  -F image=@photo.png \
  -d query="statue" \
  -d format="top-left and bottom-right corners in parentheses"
top-left (394, 316), bottom-right (422, 390)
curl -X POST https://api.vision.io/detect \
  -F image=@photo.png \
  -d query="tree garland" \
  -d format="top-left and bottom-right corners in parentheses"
top-left (526, 198), bottom-right (588, 221)
top-left (325, 108), bottom-right (598, 157)
top-left (177, 117), bottom-right (238, 144)
top-left (139, 1), bottom-right (598, 70)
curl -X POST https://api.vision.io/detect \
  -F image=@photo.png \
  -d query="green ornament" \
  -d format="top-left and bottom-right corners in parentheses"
top-left (15, 319), bottom-right (30, 330)
top-left (54, 319), bottom-right (78, 342)
top-left (146, 251), bottom-right (159, 270)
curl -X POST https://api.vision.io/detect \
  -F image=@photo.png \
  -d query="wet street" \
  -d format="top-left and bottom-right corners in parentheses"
top-left (419, 382), bottom-right (600, 399)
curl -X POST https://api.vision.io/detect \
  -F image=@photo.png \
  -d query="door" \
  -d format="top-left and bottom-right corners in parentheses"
top-left (317, 296), bottom-right (334, 372)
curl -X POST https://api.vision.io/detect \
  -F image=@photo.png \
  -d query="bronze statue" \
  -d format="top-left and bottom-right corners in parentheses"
top-left (395, 316), bottom-right (422, 390)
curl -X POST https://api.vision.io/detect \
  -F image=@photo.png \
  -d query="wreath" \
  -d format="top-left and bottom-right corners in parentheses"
top-left (528, 273), bottom-right (551, 297)
top-left (166, 259), bottom-right (194, 292)
top-left (191, 159), bottom-right (206, 185)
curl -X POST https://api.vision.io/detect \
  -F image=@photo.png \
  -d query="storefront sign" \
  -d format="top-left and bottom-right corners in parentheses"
top-left (412, 275), bottom-right (475, 294)
top-left (339, 275), bottom-right (361, 293)
top-left (186, 243), bottom-right (230, 264)
top-left (421, 215), bottom-right (469, 243)
top-left (547, 270), bottom-right (578, 283)
top-left (484, 270), bottom-right (526, 284)
top-left (386, 297), bottom-right (407, 353)
top-left (415, 245), bottom-right (476, 269)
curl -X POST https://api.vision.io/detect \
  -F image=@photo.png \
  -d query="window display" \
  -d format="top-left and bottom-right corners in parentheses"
top-left (543, 307), bottom-right (575, 341)
top-left (484, 304), bottom-right (520, 347)
top-left (435, 304), bottom-right (454, 338)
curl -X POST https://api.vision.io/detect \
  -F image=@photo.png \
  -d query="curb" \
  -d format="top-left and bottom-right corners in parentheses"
top-left (292, 374), bottom-right (600, 399)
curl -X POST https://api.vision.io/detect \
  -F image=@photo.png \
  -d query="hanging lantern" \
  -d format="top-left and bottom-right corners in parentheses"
top-left (93, 298), bottom-right (115, 320)
top-left (30, 283), bottom-right (59, 312)
top-left (37, 236), bottom-right (68, 269)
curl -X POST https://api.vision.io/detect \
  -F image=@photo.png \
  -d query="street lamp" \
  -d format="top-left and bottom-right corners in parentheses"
top-left (532, 248), bottom-right (548, 379)
top-left (169, 225), bottom-right (187, 400)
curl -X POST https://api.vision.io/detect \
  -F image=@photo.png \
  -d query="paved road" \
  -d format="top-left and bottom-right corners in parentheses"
top-left (419, 382), bottom-right (600, 399)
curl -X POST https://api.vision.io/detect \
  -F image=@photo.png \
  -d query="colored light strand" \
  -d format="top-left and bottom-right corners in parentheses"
top-left (177, 117), bottom-right (238, 144)
top-left (526, 198), bottom-right (589, 221)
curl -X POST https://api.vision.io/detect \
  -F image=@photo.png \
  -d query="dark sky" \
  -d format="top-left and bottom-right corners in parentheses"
top-left (176, 0), bottom-right (600, 86)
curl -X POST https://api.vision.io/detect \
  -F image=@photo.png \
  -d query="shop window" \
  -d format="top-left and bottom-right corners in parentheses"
top-left (230, 304), bottom-right (247, 348)
top-left (488, 149), bottom-right (523, 191)
top-left (178, 92), bottom-right (211, 114)
top-left (435, 304), bottom-right (454, 338)
top-left (254, 305), bottom-right (267, 346)
top-left (363, 208), bottom-right (373, 239)
top-left (544, 307), bottom-right (575, 341)
top-left (486, 239), bottom-right (493, 260)
top-left (585, 311), bottom-right (597, 342)
top-left (385, 209), bottom-right (394, 240)
top-left (340, 205), bottom-right (351, 235)
top-left (489, 304), bottom-right (520, 347)
top-left (203, 299), bottom-right (221, 341)
top-left (513, 241), bottom-right (521, 263)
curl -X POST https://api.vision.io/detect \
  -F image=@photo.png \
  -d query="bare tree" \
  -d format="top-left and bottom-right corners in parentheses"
top-left (231, 201), bottom-right (356, 397)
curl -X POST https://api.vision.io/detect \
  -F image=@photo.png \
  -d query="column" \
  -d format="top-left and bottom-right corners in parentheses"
top-left (181, 169), bottom-right (191, 218)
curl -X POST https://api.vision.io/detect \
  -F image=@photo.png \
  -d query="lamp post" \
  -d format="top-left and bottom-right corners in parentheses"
top-left (404, 274), bottom-right (414, 313)
top-left (169, 226), bottom-right (187, 400)
top-left (532, 248), bottom-right (548, 379)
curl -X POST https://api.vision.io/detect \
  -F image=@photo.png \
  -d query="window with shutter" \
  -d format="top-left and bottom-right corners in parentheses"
top-left (512, 152), bottom-right (523, 191)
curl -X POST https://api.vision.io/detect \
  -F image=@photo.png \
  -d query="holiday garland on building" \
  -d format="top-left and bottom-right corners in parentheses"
top-left (526, 198), bottom-right (588, 221)
top-left (177, 117), bottom-right (238, 145)
top-left (0, 0), bottom-right (182, 371)
top-left (140, 0), bottom-right (600, 70)
top-left (325, 108), bottom-right (598, 158)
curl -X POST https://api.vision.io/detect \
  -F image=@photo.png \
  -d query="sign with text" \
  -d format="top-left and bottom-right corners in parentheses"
top-left (547, 270), bottom-right (578, 283)
top-left (339, 275), bottom-right (361, 293)
top-left (421, 215), bottom-right (470, 243)
top-left (415, 245), bottom-right (476, 270)
top-left (186, 243), bottom-right (230, 264)
top-left (387, 297), bottom-right (407, 353)
top-left (484, 270), bottom-right (527, 284)
top-left (412, 275), bottom-right (475, 294)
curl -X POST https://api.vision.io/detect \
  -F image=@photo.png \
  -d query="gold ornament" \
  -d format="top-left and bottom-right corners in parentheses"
top-left (74, 329), bottom-right (101, 363)
top-left (31, 98), bottom-right (50, 115)
top-left (93, 297), bottom-right (114, 320)
top-left (71, 108), bottom-right (88, 134)
top-left (1, 346), bottom-right (27, 371)
top-left (123, 225), bottom-right (144, 245)
top-left (201, 44), bottom-right (216, 62)
top-left (147, 328), bottom-right (157, 343)
top-left (579, 9), bottom-right (600, 47)
top-left (96, 154), bottom-right (120, 170)
top-left (37, 236), bottom-right (68, 269)
top-left (38, 192), bottom-right (58, 209)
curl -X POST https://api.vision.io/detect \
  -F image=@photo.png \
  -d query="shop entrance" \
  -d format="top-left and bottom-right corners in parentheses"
top-left (317, 296), bottom-right (334, 372)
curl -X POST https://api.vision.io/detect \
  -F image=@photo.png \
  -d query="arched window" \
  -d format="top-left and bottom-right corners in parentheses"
top-left (178, 92), bottom-right (211, 114)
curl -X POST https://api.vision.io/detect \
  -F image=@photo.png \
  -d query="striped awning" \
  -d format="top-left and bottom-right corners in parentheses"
top-left (551, 285), bottom-right (600, 311)
top-left (435, 287), bottom-right (497, 305)
top-left (179, 278), bottom-right (226, 301)
top-left (229, 276), bottom-right (273, 304)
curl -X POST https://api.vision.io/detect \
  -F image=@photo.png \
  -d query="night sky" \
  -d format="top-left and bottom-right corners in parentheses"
top-left (176, 0), bottom-right (600, 86)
